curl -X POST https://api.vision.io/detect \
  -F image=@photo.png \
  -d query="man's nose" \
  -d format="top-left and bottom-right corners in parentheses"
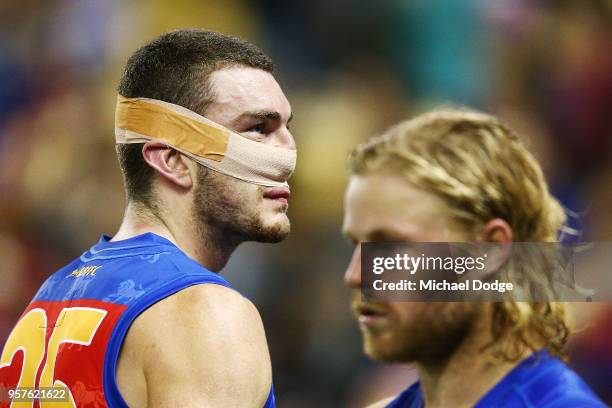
top-left (344, 244), bottom-right (362, 289)
top-left (272, 128), bottom-right (296, 150)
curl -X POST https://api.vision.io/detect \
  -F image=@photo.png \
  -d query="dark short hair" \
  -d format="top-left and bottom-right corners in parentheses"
top-left (116, 29), bottom-right (274, 206)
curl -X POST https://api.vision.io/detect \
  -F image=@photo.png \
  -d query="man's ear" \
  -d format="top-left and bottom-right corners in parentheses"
top-left (478, 218), bottom-right (513, 276)
top-left (142, 142), bottom-right (194, 189)
top-left (482, 218), bottom-right (513, 243)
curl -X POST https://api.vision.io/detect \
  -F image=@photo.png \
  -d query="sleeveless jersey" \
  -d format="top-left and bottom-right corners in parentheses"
top-left (0, 233), bottom-right (276, 407)
top-left (387, 350), bottom-right (605, 407)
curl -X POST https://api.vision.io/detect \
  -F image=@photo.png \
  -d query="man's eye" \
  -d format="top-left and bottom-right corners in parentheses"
top-left (246, 123), bottom-right (266, 133)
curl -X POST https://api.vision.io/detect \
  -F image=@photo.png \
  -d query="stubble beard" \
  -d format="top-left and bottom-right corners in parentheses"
top-left (365, 302), bottom-right (480, 364)
top-left (192, 166), bottom-right (290, 245)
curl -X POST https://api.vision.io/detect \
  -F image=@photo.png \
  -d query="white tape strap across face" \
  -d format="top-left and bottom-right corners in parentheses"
top-left (115, 96), bottom-right (296, 188)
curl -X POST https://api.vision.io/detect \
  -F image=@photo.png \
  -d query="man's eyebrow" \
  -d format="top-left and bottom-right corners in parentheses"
top-left (233, 110), bottom-right (293, 124)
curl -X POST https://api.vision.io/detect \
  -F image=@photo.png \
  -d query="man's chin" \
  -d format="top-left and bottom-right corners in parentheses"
top-left (362, 334), bottom-right (416, 364)
top-left (252, 217), bottom-right (290, 243)
top-left (364, 342), bottom-right (394, 363)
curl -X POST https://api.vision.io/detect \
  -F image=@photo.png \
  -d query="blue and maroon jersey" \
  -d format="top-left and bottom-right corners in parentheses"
top-left (0, 233), bottom-right (276, 407)
top-left (387, 350), bottom-right (606, 408)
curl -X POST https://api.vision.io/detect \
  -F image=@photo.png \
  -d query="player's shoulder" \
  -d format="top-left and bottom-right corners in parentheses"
top-left (129, 283), bottom-right (265, 355)
top-left (137, 283), bottom-right (260, 331)
top-left (123, 283), bottom-right (271, 403)
top-left (500, 353), bottom-right (606, 408)
top-left (529, 359), bottom-right (606, 407)
top-left (31, 257), bottom-right (83, 301)
top-left (162, 283), bottom-right (258, 320)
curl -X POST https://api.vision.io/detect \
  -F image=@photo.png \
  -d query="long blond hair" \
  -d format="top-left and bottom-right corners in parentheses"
top-left (348, 107), bottom-right (570, 361)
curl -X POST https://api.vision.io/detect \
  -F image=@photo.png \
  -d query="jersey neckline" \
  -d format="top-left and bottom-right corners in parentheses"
top-left (96, 232), bottom-right (178, 250)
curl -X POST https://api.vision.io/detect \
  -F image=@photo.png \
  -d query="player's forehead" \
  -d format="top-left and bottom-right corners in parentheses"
top-left (343, 173), bottom-right (450, 242)
top-left (205, 65), bottom-right (291, 124)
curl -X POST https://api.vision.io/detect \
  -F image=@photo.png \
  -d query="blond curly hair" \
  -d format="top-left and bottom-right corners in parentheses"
top-left (348, 107), bottom-right (570, 361)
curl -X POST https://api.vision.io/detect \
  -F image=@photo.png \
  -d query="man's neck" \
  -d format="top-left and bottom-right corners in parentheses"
top-left (112, 202), bottom-right (237, 272)
top-left (415, 317), bottom-right (528, 408)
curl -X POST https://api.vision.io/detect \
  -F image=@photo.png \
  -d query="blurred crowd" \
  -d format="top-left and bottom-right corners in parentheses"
top-left (0, 0), bottom-right (611, 406)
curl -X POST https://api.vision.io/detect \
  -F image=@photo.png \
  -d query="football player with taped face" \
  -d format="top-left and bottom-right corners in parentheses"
top-left (0, 30), bottom-right (293, 408)
top-left (117, 64), bottom-right (295, 271)
top-left (111, 30), bottom-right (295, 408)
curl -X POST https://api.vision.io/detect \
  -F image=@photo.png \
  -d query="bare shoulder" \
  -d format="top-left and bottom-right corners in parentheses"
top-left (121, 283), bottom-right (272, 407)
top-left (143, 283), bottom-right (263, 328)
top-left (365, 396), bottom-right (396, 408)
top-left (131, 283), bottom-right (266, 346)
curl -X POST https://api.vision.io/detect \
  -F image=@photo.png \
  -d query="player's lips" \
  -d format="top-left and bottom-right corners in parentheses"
top-left (353, 303), bottom-right (389, 327)
top-left (263, 188), bottom-right (290, 205)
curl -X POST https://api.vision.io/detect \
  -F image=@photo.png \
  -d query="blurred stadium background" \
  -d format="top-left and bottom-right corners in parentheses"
top-left (0, 0), bottom-right (611, 406)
